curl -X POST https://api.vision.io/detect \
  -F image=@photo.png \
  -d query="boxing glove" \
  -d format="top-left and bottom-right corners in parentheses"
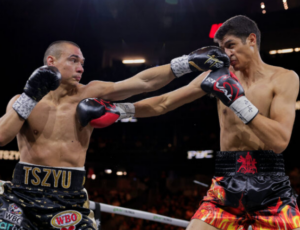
top-left (171, 46), bottom-right (230, 77)
top-left (201, 68), bottom-right (258, 124)
top-left (13, 66), bottom-right (61, 119)
top-left (77, 98), bottom-right (135, 128)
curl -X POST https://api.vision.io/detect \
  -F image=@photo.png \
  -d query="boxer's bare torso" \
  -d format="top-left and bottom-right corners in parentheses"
top-left (9, 88), bottom-right (92, 167)
top-left (218, 65), bottom-right (294, 151)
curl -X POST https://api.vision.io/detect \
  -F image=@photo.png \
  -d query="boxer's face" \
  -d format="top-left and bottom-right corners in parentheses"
top-left (218, 34), bottom-right (255, 71)
top-left (54, 44), bottom-right (85, 86)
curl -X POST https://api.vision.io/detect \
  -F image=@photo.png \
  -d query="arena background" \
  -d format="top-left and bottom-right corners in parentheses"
top-left (1, 0), bottom-right (300, 229)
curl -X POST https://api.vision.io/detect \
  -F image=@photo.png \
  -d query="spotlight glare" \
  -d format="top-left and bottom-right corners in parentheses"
top-left (262, 10), bottom-right (266, 14)
top-left (116, 171), bottom-right (123, 176)
top-left (105, 169), bottom-right (112, 174)
top-left (277, 48), bottom-right (293, 54)
top-left (260, 2), bottom-right (265, 9)
top-left (122, 59), bottom-right (145, 64)
top-left (269, 50), bottom-right (277, 55)
top-left (91, 174), bottom-right (96, 180)
top-left (282, 0), bottom-right (288, 9)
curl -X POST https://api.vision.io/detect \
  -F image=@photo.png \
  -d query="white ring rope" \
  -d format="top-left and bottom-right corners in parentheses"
top-left (89, 201), bottom-right (190, 227)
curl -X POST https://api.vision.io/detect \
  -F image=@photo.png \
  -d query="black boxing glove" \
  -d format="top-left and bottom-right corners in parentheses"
top-left (77, 98), bottom-right (135, 128)
top-left (201, 68), bottom-right (258, 124)
top-left (170, 46), bottom-right (230, 77)
top-left (12, 66), bottom-right (61, 119)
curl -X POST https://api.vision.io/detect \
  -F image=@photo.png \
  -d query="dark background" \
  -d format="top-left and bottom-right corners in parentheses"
top-left (0, 1), bottom-right (300, 228)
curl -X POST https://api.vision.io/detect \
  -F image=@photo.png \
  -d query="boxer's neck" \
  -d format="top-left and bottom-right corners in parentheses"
top-left (238, 52), bottom-right (266, 85)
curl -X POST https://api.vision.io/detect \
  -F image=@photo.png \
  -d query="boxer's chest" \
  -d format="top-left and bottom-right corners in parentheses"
top-left (24, 99), bottom-right (90, 140)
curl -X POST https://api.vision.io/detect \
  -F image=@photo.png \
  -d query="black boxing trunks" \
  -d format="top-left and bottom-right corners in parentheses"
top-left (192, 150), bottom-right (300, 230)
top-left (0, 163), bottom-right (97, 230)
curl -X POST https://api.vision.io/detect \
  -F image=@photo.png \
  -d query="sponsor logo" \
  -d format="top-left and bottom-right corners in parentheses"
top-left (0, 221), bottom-right (14, 230)
top-left (153, 215), bottom-right (172, 223)
top-left (204, 55), bottom-right (223, 69)
top-left (205, 77), bottom-right (216, 84)
top-left (113, 208), bottom-right (123, 212)
top-left (237, 152), bottom-right (258, 174)
top-left (51, 210), bottom-right (82, 228)
top-left (112, 208), bottom-right (134, 215)
top-left (3, 204), bottom-right (23, 226)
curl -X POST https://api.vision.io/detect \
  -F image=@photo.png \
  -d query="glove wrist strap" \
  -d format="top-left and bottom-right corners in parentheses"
top-left (114, 103), bottom-right (135, 120)
top-left (170, 55), bottom-right (192, 78)
top-left (12, 93), bottom-right (37, 119)
top-left (229, 96), bottom-right (259, 124)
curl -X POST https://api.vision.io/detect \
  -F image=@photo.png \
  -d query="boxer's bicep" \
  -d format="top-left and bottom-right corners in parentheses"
top-left (0, 95), bottom-right (24, 146)
top-left (82, 81), bottom-right (115, 99)
top-left (270, 71), bottom-right (299, 138)
top-left (6, 95), bottom-right (21, 112)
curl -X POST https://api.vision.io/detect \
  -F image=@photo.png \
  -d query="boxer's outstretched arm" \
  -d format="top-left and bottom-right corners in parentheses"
top-left (0, 95), bottom-right (25, 146)
top-left (83, 64), bottom-right (175, 101)
top-left (134, 72), bottom-right (209, 117)
top-left (248, 70), bottom-right (299, 154)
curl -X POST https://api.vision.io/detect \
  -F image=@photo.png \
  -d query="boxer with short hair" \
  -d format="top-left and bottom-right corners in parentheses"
top-left (0, 40), bottom-right (228, 230)
top-left (92, 15), bottom-right (299, 230)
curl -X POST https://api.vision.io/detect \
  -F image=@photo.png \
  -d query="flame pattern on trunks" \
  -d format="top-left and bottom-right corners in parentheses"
top-left (192, 177), bottom-right (300, 230)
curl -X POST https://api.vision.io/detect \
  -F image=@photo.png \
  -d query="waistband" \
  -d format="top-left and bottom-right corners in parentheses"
top-left (12, 163), bottom-right (86, 190)
top-left (215, 150), bottom-right (285, 176)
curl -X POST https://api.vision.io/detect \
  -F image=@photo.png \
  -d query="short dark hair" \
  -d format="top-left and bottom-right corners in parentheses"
top-left (43, 40), bottom-right (80, 65)
top-left (214, 15), bottom-right (261, 50)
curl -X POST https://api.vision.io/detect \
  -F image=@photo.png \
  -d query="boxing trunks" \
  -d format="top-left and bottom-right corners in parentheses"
top-left (192, 150), bottom-right (300, 230)
top-left (0, 163), bottom-right (97, 230)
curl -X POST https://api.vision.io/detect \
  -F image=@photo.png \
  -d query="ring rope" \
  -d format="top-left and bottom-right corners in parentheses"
top-left (89, 201), bottom-right (189, 227)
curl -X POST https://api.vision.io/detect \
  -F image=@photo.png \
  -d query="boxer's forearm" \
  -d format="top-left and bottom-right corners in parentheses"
top-left (134, 84), bottom-right (206, 118)
top-left (0, 109), bottom-right (25, 146)
top-left (248, 114), bottom-right (291, 154)
top-left (134, 96), bottom-right (168, 117)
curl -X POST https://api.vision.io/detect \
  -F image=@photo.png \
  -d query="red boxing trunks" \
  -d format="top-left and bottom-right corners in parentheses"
top-left (192, 150), bottom-right (300, 230)
top-left (0, 163), bottom-right (97, 230)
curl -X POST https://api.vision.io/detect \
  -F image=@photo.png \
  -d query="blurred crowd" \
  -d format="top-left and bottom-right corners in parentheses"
top-left (86, 167), bottom-right (300, 230)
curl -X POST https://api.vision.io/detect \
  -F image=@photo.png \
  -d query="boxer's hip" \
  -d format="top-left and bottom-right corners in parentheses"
top-left (0, 163), bottom-right (96, 230)
top-left (12, 162), bottom-right (86, 190)
top-left (192, 151), bottom-right (300, 229)
top-left (206, 150), bottom-right (292, 212)
top-left (214, 150), bottom-right (285, 176)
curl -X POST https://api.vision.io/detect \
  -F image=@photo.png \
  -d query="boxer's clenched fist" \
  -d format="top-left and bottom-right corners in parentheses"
top-left (201, 67), bottom-right (258, 124)
top-left (77, 98), bottom-right (135, 128)
top-left (171, 46), bottom-right (230, 77)
top-left (12, 66), bottom-right (61, 119)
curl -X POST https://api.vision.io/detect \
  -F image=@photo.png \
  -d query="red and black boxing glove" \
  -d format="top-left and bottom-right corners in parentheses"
top-left (201, 68), bottom-right (259, 124)
top-left (76, 98), bottom-right (135, 128)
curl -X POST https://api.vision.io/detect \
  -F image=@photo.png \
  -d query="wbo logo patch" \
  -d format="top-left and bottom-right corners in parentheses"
top-left (3, 203), bottom-right (23, 226)
top-left (51, 210), bottom-right (82, 229)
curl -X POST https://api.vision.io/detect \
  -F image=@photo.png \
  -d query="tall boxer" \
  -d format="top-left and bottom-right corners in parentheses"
top-left (97, 16), bottom-right (300, 230)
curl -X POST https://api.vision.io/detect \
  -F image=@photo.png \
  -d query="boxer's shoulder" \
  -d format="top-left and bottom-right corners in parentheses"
top-left (268, 66), bottom-right (299, 93)
top-left (268, 65), bottom-right (297, 81)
